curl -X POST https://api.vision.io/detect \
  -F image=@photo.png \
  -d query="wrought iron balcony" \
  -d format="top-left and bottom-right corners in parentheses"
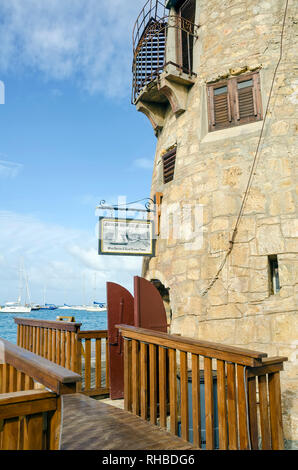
top-left (132, 0), bottom-right (199, 104)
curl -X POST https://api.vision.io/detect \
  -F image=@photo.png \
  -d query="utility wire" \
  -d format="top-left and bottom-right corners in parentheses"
top-left (201, 0), bottom-right (289, 297)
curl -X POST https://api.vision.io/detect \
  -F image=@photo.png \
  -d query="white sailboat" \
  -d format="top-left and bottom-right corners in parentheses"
top-left (1, 302), bottom-right (31, 313)
top-left (84, 303), bottom-right (106, 312)
top-left (1, 261), bottom-right (32, 313)
top-left (84, 273), bottom-right (106, 312)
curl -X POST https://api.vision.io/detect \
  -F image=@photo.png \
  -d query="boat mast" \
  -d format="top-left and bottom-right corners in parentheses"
top-left (82, 273), bottom-right (86, 307)
top-left (24, 270), bottom-right (32, 307)
top-left (43, 285), bottom-right (46, 307)
top-left (17, 258), bottom-right (25, 304)
top-left (94, 272), bottom-right (97, 303)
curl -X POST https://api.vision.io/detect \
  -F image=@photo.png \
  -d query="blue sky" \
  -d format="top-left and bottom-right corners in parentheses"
top-left (0, 0), bottom-right (156, 305)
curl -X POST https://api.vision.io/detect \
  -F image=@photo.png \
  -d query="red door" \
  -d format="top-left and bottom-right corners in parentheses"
top-left (107, 282), bottom-right (134, 399)
top-left (134, 276), bottom-right (168, 332)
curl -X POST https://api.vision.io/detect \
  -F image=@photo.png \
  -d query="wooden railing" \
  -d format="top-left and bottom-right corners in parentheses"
top-left (77, 330), bottom-right (109, 396)
top-left (117, 325), bottom-right (287, 450)
top-left (14, 318), bottom-right (109, 397)
top-left (0, 337), bottom-right (81, 450)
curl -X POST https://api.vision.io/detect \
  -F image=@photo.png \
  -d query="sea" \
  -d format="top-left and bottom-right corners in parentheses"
top-left (0, 308), bottom-right (107, 344)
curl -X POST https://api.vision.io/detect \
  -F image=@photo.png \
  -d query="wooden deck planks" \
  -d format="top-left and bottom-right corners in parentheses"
top-left (60, 394), bottom-right (195, 450)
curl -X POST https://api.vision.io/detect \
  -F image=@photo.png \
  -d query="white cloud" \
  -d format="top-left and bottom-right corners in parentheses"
top-left (0, 210), bottom-right (142, 304)
top-left (133, 158), bottom-right (154, 170)
top-left (0, 159), bottom-right (23, 179)
top-left (0, 0), bottom-right (145, 98)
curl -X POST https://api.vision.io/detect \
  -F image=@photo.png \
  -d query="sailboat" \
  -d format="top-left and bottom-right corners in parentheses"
top-left (84, 273), bottom-right (106, 311)
top-left (1, 302), bottom-right (31, 313)
top-left (39, 286), bottom-right (57, 310)
top-left (1, 261), bottom-right (32, 313)
top-left (84, 301), bottom-right (106, 312)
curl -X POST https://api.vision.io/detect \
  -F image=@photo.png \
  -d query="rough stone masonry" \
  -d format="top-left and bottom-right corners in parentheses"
top-left (135, 0), bottom-right (298, 448)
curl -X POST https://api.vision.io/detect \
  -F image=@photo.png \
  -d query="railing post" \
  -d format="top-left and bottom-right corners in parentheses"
top-left (217, 359), bottom-right (228, 450)
top-left (268, 371), bottom-right (284, 450)
top-left (192, 354), bottom-right (201, 448)
top-left (124, 338), bottom-right (132, 412)
top-left (180, 351), bottom-right (189, 442)
top-left (132, 339), bottom-right (140, 416)
top-left (140, 342), bottom-right (148, 420)
top-left (48, 397), bottom-right (61, 450)
top-left (247, 375), bottom-right (259, 449)
top-left (149, 343), bottom-right (157, 425)
top-left (169, 348), bottom-right (177, 435)
top-left (159, 346), bottom-right (167, 429)
top-left (236, 365), bottom-right (250, 450)
top-left (76, 337), bottom-right (82, 392)
top-left (204, 357), bottom-right (214, 450)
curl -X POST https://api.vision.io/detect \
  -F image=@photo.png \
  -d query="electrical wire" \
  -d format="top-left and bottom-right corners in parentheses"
top-left (200, 0), bottom-right (290, 297)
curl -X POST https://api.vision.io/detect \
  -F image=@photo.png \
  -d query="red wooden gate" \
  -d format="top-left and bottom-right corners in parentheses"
top-left (134, 276), bottom-right (167, 332)
top-left (107, 282), bottom-right (134, 399)
top-left (107, 277), bottom-right (168, 399)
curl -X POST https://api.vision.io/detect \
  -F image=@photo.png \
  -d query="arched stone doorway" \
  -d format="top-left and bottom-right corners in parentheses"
top-left (150, 279), bottom-right (172, 324)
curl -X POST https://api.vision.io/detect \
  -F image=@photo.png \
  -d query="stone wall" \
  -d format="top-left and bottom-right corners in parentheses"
top-left (141, 0), bottom-right (298, 447)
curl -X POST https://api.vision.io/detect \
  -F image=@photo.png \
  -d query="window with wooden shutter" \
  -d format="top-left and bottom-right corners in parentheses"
top-left (208, 82), bottom-right (233, 131)
top-left (162, 147), bottom-right (176, 183)
top-left (207, 71), bottom-right (262, 132)
top-left (236, 74), bottom-right (262, 124)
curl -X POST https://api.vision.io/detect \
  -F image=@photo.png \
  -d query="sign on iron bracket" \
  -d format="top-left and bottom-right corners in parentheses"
top-left (97, 199), bottom-right (155, 257)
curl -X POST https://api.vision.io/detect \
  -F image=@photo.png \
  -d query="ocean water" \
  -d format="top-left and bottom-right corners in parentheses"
top-left (0, 308), bottom-right (107, 344)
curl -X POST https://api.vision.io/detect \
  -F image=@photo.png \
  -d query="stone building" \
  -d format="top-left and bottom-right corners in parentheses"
top-left (132, 0), bottom-right (297, 448)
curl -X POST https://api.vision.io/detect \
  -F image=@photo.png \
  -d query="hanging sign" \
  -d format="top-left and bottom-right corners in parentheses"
top-left (98, 217), bottom-right (154, 256)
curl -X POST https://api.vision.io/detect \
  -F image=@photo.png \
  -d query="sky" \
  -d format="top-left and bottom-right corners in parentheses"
top-left (0, 0), bottom-right (157, 306)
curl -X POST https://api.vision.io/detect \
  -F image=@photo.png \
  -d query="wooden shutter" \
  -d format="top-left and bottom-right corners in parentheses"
top-left (235, 72), bottom-right (263, 125)
top-left (207, 71), bottom-right (262, 132)
top-left (163, 148), bottom-right (176, 183)
top-left (208, 82), bottom-right (232, 131)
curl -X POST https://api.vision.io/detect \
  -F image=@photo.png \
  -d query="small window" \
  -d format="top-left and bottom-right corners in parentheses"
top-left (269, 255), bottom-right (280, 295)
top-left (162, 147), bottom-right (176, 183)
top-left (207, 71), bottom-right (263, 132)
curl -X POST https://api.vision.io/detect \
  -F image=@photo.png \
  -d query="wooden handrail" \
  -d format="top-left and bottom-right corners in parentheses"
top-left (78, 330), bottom-right (108, 340)
top-left (117, 325), bottom-right (267, 366)
top-left (0, 390), bottom-right (57, 420)
top-left (14, 317), bottom-right (82, 332)
top-left (247, 356), bottom-right (287, 377)
top-left (0, 337), bottom-right (81, 394)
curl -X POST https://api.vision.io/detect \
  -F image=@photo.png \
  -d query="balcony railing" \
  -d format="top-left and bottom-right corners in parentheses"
top-left (132, 0), bottom-right (199, 103)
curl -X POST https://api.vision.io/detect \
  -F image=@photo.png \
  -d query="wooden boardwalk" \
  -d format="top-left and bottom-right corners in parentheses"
top-left (60, 394), bottom-right (195, 450)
